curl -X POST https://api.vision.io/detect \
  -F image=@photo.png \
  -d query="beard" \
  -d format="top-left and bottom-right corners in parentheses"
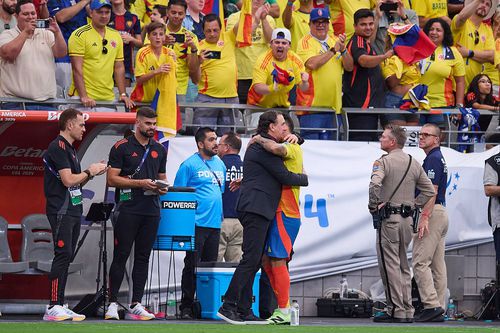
top-left (3, 3), bottom-right (15, 15)
top-left (202, 146), bottom-right (217, 157)
top-left (139, 128), bottom-right (155, 138)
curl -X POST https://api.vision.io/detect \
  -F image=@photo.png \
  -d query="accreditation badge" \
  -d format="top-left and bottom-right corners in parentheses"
top-left (68, 186), bottom-right (82, 206)
top-left (119, 188), bottom-right (132, 201)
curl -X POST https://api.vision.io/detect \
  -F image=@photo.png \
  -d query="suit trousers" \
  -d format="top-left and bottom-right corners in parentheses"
top-left (412, 204), bottom-right (449, 309)
top-left (223, 212), bottom-right (271, 314)
top-left (377, 217), bottom-right (414, 319)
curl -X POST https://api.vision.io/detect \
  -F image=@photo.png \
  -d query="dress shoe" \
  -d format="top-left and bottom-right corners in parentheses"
top-left (217, 306), bottom-right (245, 325)
top-left (414, 307), bottom-right (445, 322)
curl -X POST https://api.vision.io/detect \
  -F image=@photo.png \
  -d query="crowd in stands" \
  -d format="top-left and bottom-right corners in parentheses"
top-left (0, 0), bottom-right (499, 141)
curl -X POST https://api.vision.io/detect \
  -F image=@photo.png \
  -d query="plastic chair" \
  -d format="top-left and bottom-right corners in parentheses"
top-left (0, 216), bottom-right (29, 273)
top-left (20, 214), bottom-right (82, 273)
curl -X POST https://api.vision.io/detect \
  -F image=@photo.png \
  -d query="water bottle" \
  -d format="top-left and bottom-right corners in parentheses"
top-left (340, 277), bottom-right (348, 299)
top-left (167, 291), bottom-right (176, 317)
top-left (152, 293), bottom-right (159, 314)
top-left (290, 300), bottom-right (300, 326)
top-left (445, 298), bottom-right (456, 320)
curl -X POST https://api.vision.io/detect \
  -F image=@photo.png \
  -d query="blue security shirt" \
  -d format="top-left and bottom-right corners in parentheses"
top-left (221, 154), bottom-right (243, 218)
top-left (48, 0), bottom-right (89, 63)
top-left (174, 153), bottom-right (226, 228)
top-left (422, 147), bottom-right (448, 205)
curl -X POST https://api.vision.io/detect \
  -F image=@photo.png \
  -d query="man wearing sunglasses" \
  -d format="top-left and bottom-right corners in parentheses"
top-left (68, 0), bottom-right (135, 110)
top-left (451, 0), bottom-right (497, 88)
top-left (412, 123), bottom-right (449, 322)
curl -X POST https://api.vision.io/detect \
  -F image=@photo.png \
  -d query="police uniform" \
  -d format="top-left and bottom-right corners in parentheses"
top-left (107, 135), bottom-right (167, 304)
top-left (44, 135), bottom-right (84, 306)
top-left (413, 147), bottom-right (449, 310)
top-left (369, 149), bottom-right (434, 320)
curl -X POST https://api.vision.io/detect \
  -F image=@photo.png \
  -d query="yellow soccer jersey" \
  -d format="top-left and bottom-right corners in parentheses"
top-left (330, 0), bottom-right (375, 40)
top-left (419, 45), bottom-right (465, 108)
top-left (295, 33), bottom-right (343, 114)
top-left (275, 0), bottom-right (288, 28)
top-left (412, 0), bottom-right (448, 19)
top-left (288, 9), bottom-right (310, 52)
top-left (381, 55), bottom-right (420, 86)
top-left (198, 30), bottom-right (238, 98)
top-left (451, 17), bottom-right (495, 87)
top-left (130, 0), bottom-right (168, 26)
top-left (131, 45), bottom-right (177, 103)
top-left (279, 143), bottom-right (303, 217)
top-left (247, 49), bottom-right (305, 108)
top-left (68, 24), bottom-right (124, 101)
top-left (165, 26), bottom-right (199, 95)
top-left (226, 12), bottom-right (275, 80)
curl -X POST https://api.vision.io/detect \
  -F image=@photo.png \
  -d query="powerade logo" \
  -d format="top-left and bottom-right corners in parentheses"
top-left (162, 201), bottom-right (197, 209)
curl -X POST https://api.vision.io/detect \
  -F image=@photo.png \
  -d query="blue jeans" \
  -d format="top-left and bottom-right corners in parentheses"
top-left (298, 113), bottom-right (335, 140)
top-left (382, 91), bottom-right (419, 124)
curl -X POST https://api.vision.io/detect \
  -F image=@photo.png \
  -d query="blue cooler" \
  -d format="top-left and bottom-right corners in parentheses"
top-left (153, 187), bottom-right (196, 251)
top-left (196, 262), bottom-right (260, 319)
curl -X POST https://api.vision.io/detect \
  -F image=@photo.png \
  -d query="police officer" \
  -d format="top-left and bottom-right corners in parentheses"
top-left (43, 108), bottom-right (108, 321)
top-left (369, 125), bottom-right (434, 323)
top-left (412, 123), bottom-right (449, 322)
top-left (105, 107), bottom-right (168, 321)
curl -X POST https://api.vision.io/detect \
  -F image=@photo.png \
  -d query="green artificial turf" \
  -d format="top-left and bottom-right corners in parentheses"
top-left (1, 323), bottom-right (500, 333)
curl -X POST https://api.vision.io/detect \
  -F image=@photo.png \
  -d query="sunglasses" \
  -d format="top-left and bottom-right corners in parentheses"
top-left (418, 132), bottom-right (438, 138)
top-left (474, 30), bottom-right (479, 45)
top-left (102, 38), bottom-right (108, 54)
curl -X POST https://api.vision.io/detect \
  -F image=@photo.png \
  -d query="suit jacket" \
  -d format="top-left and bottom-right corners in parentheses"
top-left (236, 138), bottom-right (308, 220)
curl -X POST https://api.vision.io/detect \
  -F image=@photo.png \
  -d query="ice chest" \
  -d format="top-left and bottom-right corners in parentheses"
top-left (153, 187), bottom-right (196, 251)
top-left (196, 262), bottom-right (260, 319)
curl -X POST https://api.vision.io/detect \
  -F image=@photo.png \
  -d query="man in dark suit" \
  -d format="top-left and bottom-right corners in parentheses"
top-left (217, 110), bottom-right (309, 325)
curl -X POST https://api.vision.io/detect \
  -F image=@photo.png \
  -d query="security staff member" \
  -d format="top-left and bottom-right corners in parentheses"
top-left (413, 123), bottom-right (449, 322)
top-left (43, 108), bottom-right (107, 321)
top-left (369, 125), bottom-right (434, 323)
top-left (105, 107), bottom-right (167, 321)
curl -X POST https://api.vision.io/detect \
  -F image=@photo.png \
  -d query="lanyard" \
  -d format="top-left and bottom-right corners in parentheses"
top-left (197, 153), bottom-right (222, 189)
top-left (130, 145), bottom-right (150, 179)
top-left (43, 157), bottom-right (60, 179)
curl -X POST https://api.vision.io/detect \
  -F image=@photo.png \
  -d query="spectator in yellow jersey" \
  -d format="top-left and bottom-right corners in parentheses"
top-left (194, 12), bottom-right (265, 135)
top-left (295, 8), bottom-right (353, 140)
top-left (130, 0), bottom-right (167, 26)
top-left (68, 0), bottom-right (135, 110)
top-left (247, 28), bottom-right (309, 126)
top-left (326, 0), bottom-right (375, 40)
top-left (141, 4), bottom-right (167, 42)
top-left (413, 0), bottom-right (451, 27)
top-left (283, 0), bottom-right (313, 52)
top-left (130, 21), bottom-right (177, 107)
top-left (226, 0), bottom-right (276, 104)
top-left (419, 18), bottom-right (465, 127)
top-left (451, 0), bottom-right (497, 88)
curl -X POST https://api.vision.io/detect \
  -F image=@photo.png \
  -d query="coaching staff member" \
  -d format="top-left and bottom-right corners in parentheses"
top-left (217, 110), bottom-right (309, 325)
top-left (43, 108), bottom-right (107, 321)
top-left (105, 107), bottom-right (167, 321)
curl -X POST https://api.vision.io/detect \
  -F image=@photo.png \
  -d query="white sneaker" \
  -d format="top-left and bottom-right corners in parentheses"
top-left (105, 302), bottom-right (120, 320)
top-left (125, 303), bottom-right (155, 320)
top-left (63, 304), bottom-right (86, 321)
top-left (43, 305), bottom-right (72, 321)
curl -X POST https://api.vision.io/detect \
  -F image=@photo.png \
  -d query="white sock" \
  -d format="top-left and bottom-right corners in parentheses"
top-left (279, 307), bottom-right (290, 315)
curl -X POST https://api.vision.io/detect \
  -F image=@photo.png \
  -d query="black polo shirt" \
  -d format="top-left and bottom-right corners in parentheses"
top-left (108, 135), bottom-right (167, 217)
top-left (342, 34), bottom-right (385, 108)
top-left (44, 135), bottom-right (83, 217)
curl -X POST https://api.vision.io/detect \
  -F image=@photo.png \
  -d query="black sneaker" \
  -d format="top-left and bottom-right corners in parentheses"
top-left (373, 312), bottom-right (393, 323)
top-left (414, 307), bottom-right (444, 322)
top-left (239, 312), bottom-right (268, 325)
top-left (217, 306), bottom-right (245, 325)
top-left (179, 308), bottom-right (194, 320)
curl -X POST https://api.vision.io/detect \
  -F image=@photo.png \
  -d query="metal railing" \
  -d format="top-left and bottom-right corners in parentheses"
top-left (1, 96), bottom-right (497, 148)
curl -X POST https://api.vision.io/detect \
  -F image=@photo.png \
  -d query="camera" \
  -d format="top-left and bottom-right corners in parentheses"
top-left (204, 50), bottom-right (221, 59)
top-left (380, 2), bottom-right (398, 12)
top-left (170, 33), bottom-right (185, 43)
top-left (36, 19), bottom-right (50, 29)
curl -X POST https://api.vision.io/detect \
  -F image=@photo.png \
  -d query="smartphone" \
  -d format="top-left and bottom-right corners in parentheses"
top-left (154, 179), bottom-right (169, 189)
top-left (380, 2), bottom-right (398, 12)
top-left (36, 19), bottom-right (50, 29)
top-left (171, 33), bottom-right (185, 43)
top-left (204, 50), bottom-right (221, 59)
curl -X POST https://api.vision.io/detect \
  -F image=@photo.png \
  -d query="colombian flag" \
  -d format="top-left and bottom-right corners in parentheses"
top-left (389, 24), bottom-right (436, 65)
top-left (236, 0), bottom-right (253, 47)
top-left (202, 0), bottom-right (225, 30)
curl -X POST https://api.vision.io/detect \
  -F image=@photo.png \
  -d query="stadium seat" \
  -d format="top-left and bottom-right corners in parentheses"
top-left (0, 216), bottom-right (29, 274)
top-left (20, 214), bottom-right (83, 274)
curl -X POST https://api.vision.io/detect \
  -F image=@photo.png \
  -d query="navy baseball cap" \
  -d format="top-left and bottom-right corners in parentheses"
top-left (90, 0), bottom-right (112, 10)
top-left (310, 8), bottom-right (331, 22)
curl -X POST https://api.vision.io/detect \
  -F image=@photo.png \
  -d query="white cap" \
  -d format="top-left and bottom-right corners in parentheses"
top-left (271, 28), bottom-right (292, 43)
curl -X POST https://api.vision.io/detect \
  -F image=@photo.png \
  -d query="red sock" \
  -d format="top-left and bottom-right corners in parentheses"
top-left (263, 262), bottom-right (276, 292)
top-left (271, 265), bottom-right (290, 309)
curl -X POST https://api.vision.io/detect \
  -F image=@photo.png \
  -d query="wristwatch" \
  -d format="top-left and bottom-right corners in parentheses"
top-left (84, 169), bottom-right (93, 180)
top-left (120, 92), bottom-right (128, 98)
